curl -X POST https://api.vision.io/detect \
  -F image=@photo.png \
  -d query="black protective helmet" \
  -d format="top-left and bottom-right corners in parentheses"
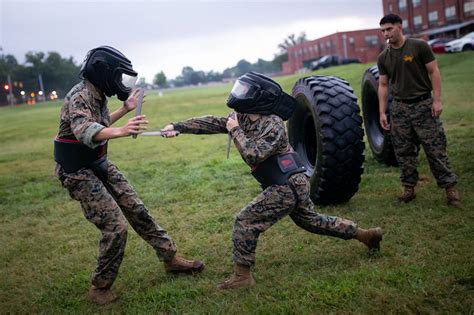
top-left (226, 72), bottom-right (296, 120)
top-left (80, 46), bottom-right (138, 101)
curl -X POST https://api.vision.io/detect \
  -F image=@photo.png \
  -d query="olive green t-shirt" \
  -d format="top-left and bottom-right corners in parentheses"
top-left (377, 38), bottom-right (435, 99)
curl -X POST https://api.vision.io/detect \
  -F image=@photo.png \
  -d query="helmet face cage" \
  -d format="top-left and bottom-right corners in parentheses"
top-left (231, 78), bottom-right (260, 100)
top-left (113, 67), bottom-right (137, 94)
top-left (120, 72), bottom-right (138, 90)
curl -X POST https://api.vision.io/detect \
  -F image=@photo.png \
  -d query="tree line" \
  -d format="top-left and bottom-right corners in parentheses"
top-left (0, 33), bottom-right (306, 105)
top-left (155, 32), bottom-right (306, 88)
top-left (0, 52), bottom-right (81, 105)
top-left (159, 58), bottom-right (283, 88)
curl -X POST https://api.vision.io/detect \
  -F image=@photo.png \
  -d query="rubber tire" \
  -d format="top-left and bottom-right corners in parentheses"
top-left (288, 75), bottom-right (365, 205)
top-left (361, 66), bottom-right (398, 166)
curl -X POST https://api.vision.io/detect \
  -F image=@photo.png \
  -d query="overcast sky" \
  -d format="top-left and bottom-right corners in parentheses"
top-left (1, 0), bottom-right (383, 81)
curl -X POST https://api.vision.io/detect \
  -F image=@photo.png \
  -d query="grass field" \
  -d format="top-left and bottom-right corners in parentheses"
top-left (0, 53), bottom-right (473, 314)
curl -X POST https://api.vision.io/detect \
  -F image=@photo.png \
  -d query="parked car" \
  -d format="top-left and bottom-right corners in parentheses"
top-left (310, 55), bottom-right (360, 70)
top-left (445, 32), bottom-right (474, 52)
top-left (310, 55), bottom-right (339, 70)
top-left (341, 57), bottom-right (361, 65)
top-left (427, 38), bottom-right (452, 54)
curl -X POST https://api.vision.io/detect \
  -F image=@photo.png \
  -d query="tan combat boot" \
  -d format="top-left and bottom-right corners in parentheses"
top-left (217, 264), bottom-right (256, 290)
top-left (398, 186), bottom-right (416, 203)
top-left (164, 255), bottom-right (204, 274)
top-left (446, 186), bottom-right (461, 208)
top-left (355, 227), bottom-right (383, 251)
top-left (88, 286), bottom-right (118, 305)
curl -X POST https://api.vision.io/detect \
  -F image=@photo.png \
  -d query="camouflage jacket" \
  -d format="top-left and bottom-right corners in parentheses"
top-left (57, 80), bottom-right (109, 149)
top-left (173, 113), bottom-right (292, 168)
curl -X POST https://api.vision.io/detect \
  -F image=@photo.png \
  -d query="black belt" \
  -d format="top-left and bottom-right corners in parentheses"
top-left (394, 93), bottom-right (432, 104)
top-left (252, 152), bottom-right (306, 190)
top-left (54, 138), bottom-right (109, 181)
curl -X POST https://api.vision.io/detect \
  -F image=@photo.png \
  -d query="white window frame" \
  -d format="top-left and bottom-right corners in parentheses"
top-left (399, 0), bottom-right (407, 11)
top-left (413, 15), bottom-right (422, 26)
top-left (445, 6), bottom-right (456, 19)
top-left (464, 2), bottom-right (474, 15)
top-left (402, 19), bottom-right (408, 29)
top-left (428, 11), bottom-right (438, 22)
top-left (365, 35), bottom-right (379, 46)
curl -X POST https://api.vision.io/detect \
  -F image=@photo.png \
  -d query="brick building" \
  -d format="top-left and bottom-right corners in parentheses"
top-left (282, 0), bottom-right (474, 75)
top-left (382, 0), bottom-right (474, 38)
top-left (282, 29), bottom-right (385, 75)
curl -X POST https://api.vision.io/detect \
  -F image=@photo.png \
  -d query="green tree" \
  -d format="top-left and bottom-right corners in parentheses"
top-left (22, 51), bottom-right (80, 97)
top-left (0, 54), bottom-right (19, 76)
top-left (0, 51), bottom-right (80, 104)
top-left (271, 52), bottom-right (289, 70)
top-left (235, 59), bottom-right (252, 76)
top-left (0, 54), bottom-right (20, 104)
top-left (153, 71), bottom-right (167, 88)
top-left (254, 58), bottom-right (280, 74)
top-left (206, 70), bottom-right (223, 82)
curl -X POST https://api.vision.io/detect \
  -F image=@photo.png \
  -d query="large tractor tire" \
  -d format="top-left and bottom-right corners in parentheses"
top-left (288, 75), bottom-right (365, 205)
top-left (361, 66), bottom-right (398, 166)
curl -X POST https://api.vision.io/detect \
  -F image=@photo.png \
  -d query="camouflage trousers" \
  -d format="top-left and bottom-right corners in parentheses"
top-left (232, 173), bottom-right (358, 266)
top-left (391, 98), bottom-right (457, 188)
top-left (56, 161), bottom-right (176, 289)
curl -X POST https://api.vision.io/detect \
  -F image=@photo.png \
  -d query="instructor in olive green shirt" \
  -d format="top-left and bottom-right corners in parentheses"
top-left (377, 13), bottom-right (460, 207)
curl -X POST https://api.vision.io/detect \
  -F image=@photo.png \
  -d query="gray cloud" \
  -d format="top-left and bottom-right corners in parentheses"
top-left (1, 0), bottom-right (383, 79)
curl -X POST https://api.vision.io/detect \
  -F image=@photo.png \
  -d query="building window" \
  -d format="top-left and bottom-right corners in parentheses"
top-left (414, 15), bottom-right (422, 26)
top-left (413, 0), bottom-right (420, 8)
top-left (445, 6), bottom-right (456, 20)
top-left (399, 0), bottom-right (407, 11)
top-left (388, 4), bottom-right (393, 12)
top-left (465, 2), bottom-right (474, 17)
top-left (414, 15), bottom-right (423, 31)
top-left (402, 19), bottom-right (409, 32)
top-left (349, 37), bottom-right (355, 44)
top-left (365, 35), bottom-right (379, 46)
top-left (429, 11), bottom-right (438, 26)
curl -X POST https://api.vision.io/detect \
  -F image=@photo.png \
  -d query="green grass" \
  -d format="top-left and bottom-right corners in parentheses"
top-left (1, 53), bottom-right (473, 314)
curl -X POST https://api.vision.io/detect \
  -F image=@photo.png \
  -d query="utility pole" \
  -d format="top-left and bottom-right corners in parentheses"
top-left (7, 74), bottom-right (14, 106)
top-left (342, 34), bottom-right (348, 59)
top-left (38, 74), bottom-right (45, 102)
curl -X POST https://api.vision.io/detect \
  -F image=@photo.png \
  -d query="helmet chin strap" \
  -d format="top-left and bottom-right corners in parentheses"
top-left (116, 89), bottom-right (130, 101)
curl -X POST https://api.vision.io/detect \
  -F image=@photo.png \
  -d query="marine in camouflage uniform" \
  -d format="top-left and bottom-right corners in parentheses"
top-left (165, 73), bottom-right (383, 290)
top-left (55, 46), bottom-right (203, 305)
top-left (172, 114), bottom-right (362, 264)
top-left (390, 98), bottom-right (457, 189)
top-left (377, 14), bottom-right (460, 206)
